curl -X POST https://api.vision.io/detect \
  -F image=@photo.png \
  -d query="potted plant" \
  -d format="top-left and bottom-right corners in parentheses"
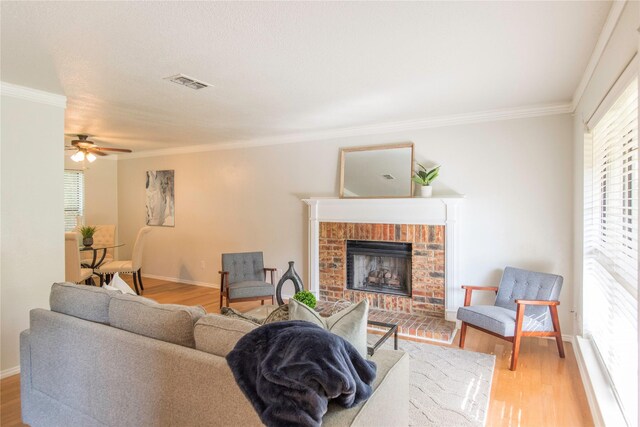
top-left (412, 163), bottom-right (440, 197)
top-left (293, 290), bottom-right (317, 309)
top-left (79, 225), bottom-right (97, 247)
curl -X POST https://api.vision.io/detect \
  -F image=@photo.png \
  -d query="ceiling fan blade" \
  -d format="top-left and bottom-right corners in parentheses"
top-left (87, 149), bottom-right (108, 156)
top-left (93, 147), bottom-right (133, 153)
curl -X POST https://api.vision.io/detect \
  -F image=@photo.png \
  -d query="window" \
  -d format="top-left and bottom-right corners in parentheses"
top-left (64, 170), bottom-right (84, 231)
top-left (584, 78), bottom-right (638, 424)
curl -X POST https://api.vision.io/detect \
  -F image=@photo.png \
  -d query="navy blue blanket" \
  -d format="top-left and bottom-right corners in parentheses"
top-left (226, 320), bottom-right (377, 427)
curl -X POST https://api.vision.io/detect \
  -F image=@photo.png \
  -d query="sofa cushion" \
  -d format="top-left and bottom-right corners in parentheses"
top-left (194, 314), bottom-right (257, 357)
top-left (289, 298), bottom-right (368, 357)
top-left (457, 305), bottom-right (549, 337)
top-left (50, 282), bottom-right (118, 325)
top-left (220, 307), bottom-right (262, 325)
top-left (109, 294), bottom-right (205, 347)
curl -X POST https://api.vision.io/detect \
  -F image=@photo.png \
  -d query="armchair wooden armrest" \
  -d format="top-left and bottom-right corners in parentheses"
top-left (263, 267), bottom-right (277, 284)
top-left (461, 285), bottom-right (499, 307)
top-left (461, 286), bottom-right (499, 292)
top-left (515, 299), bottom-right (560, 306)
top-left (218, 271), bottom-right (229, 291)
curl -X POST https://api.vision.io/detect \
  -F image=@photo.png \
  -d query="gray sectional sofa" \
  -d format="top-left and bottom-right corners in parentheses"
top-left (20, 283), bottom-right (409, 426)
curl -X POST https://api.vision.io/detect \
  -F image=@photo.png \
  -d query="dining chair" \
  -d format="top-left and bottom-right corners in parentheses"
top-left (79, 224), bottom-right (116, 266)
top-left (456, 266), bottom-right (565, 370)
top-left (95, 227), bottom-right (152, 295)
top-left (219, 252), bottom-right (276, 308)
top-left (64, 232), bottom-right (95, 285)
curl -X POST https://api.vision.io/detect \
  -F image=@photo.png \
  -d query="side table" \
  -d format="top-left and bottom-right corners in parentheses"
top-left (367, 320), bottom-right (398, 356)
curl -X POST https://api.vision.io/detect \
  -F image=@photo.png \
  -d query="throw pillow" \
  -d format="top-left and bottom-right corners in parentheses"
top-left (263, 304), bottom-right (290, 324)
top-left (288, 298), bottom-right (368, 357)
top-left (102, 283), bottom-right (121, 293)
top-left (220, 307), bottom-right (262, 326)
top-left (110, 272), bottom-right (136, 295)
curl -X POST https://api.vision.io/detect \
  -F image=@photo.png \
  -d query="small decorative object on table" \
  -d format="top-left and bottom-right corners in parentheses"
top-left (79, 225), bottom-right (97, 247)
top-left (292, 290), bottom-right (316, 309)
top-left (412, 163), bottom-right (440, 198)
top-left (275, 261), bottom-right (303, 305)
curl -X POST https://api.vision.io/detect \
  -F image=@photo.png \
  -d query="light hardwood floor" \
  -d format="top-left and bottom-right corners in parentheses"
top-left (0, 276), bottom-right (593, 427)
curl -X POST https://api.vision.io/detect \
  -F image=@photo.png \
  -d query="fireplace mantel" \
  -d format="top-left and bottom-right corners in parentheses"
top-left (302, 196), bottom-right (464, 321)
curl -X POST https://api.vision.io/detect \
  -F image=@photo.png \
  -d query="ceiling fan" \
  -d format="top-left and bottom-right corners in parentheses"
top-left (66, 135), bottom-right (132, 163)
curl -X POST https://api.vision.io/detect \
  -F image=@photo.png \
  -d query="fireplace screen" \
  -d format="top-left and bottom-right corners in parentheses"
top-left (346, 240), bottom-right (412, 297)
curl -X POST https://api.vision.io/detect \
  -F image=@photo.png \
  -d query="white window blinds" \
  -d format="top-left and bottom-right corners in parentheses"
top-left (584, 77), bottom-right (638, 424)
top-left (64, 170), bottom-right (84, 231)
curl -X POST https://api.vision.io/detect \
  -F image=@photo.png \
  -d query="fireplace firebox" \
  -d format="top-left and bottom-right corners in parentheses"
top-left (346, 240), bottom-right (412, 297)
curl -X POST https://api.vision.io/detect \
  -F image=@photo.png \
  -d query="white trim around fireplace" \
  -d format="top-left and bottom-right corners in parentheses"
top-left (301, 196), bottom-right (464, 321)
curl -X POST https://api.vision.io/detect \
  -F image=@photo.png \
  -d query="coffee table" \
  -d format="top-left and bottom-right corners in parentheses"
top-left (367, 320), bottom-right (398, 356)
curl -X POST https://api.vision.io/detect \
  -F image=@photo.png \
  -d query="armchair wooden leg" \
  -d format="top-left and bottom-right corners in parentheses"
top-left (511, 304), bottom-right (525, 371)
top-left (459, 322), bottom-right (467, 348)
top-left (550, 305), bottom-right (565, 358)
top-left (219, 292), bottom-right (223, 309)
top-left (272, 295), bottom-right (274, 305)
top-left (510, 332), bottom-right (522, 371)
top-left (261, 299), bottom-right (264, 306)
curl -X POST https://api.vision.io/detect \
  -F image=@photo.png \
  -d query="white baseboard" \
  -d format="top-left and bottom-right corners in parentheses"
top-left (1, 365), bottom-right (20, 379)
top-left (140, 273), bottom-right (220, 289)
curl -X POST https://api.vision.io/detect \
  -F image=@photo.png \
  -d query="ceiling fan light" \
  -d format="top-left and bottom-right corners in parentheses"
top-left (86, 152), bottom-right (97, 163)
top-left (71, 151), bottom-right (85, 162)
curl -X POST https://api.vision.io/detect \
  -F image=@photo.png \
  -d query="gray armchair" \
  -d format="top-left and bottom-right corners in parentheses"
top-left (219, 252), bottom-right (276, 308)
top-left (456, 266), bottom-right (565, 370)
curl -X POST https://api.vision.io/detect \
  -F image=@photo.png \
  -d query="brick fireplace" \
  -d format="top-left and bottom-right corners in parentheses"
top-left (319, 222), bottom-right (446, 317)
top-left (303, 197), bottom-right (463, 321)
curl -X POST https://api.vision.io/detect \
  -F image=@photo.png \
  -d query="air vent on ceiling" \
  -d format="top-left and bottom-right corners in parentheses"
top-left (382, 174), bottom-right (396, 180)
top-left (164, 74), bottom-right (211, 90)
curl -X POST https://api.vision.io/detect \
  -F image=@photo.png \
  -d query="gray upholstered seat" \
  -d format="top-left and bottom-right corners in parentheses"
top-left (457, 305), bottom-right (547, 336)
top-left (456, 266), bottom-right (565, 370)
top-left (220, 252), bottom-right (275, 307)
top-left (228, 280), bottom-right (275, 299)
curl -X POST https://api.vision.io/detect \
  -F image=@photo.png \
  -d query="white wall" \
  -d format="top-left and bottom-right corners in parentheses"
top-left (118, 113), bottom-right (575, 332)
top-left (64, 156), bottom-right (118, 227)
top-left (1, 84), bottom-right (66, 375)
top-left (572, 0), bottom-right (638, 336)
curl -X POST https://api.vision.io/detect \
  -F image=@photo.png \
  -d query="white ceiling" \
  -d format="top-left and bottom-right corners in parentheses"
top-left (1, 1), bottom-right (610, 152)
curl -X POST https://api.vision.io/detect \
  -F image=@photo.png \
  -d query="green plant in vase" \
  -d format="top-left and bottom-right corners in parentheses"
top-left (293, 290), bottom-right (317, 309)
top-left (412, 163), bottom-right (440, 197)
top-left (79, 225), bottom-right (97, 247)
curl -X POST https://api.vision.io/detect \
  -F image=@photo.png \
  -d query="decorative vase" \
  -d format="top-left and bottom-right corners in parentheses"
top-left (419, 185), bottom-right (433, 198)
top-left (82, 237), bottom-right (93, 247)
top-left (275, 261), bottom-right (304, 305)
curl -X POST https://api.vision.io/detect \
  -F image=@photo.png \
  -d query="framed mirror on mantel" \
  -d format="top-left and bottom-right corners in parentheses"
top-left (339, 142), bottom-right (414, 198)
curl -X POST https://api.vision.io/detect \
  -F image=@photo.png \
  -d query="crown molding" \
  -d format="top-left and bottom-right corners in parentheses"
top-left (120, 102), bottom-right (572, 160)
top-left (1, 81), bottom-right (67, 109)
top-left (571, 0), bottom-right (627, 112)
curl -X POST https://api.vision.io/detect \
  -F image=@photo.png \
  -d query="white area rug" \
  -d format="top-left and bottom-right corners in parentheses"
top-left (370, 336), bottom-right (495, 426)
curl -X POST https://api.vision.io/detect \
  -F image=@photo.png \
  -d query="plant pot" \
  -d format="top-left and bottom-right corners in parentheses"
top-left (82, 237), bottom-right (93, 247)
top-left (419, 185), bottom-right (433, 198)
